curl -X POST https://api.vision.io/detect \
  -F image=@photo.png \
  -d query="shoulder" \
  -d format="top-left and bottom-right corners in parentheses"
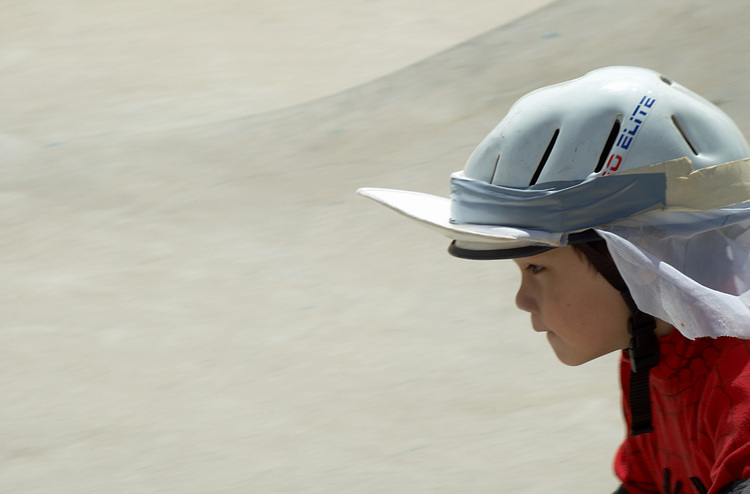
top-left (646, 333), bottom-right (750, 385)
top-left (697, 338), bottom-right (750, 446)
top-left (707, 337), bottom-right (750, 386)
top-left (669, 335), bottom-right (750, 382)
top-left (696, 338), bottom-right (750, 488)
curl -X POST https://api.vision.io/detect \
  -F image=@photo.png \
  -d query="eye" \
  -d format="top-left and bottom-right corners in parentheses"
top-left (525, 264), bottom-right (544, 275)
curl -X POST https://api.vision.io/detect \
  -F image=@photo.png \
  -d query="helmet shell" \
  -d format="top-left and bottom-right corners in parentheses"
top-left (464, 66), bottom-right (750, 187)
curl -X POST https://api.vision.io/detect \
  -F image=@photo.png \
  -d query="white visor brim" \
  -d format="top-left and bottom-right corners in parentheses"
top-left (356, 187), bottom-right (565, 249)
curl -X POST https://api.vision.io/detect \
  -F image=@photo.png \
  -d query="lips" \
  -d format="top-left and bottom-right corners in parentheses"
top-left (531, 317), bottom-right (548, 333)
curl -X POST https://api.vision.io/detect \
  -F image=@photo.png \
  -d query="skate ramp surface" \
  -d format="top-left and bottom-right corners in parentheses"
top-left (3, 1), bottom-right (750, 492)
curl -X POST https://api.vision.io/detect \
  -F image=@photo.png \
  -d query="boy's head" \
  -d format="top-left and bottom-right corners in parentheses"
top-left (359, 66), bottom-right (750, 435)
top-left (359, 65), bottom-right (750, 344)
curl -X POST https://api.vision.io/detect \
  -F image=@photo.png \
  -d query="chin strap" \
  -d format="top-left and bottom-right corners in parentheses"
top-left (623, 296), bottom-right (658, 436)
top-left (575, 239), bottom-right (659, 436)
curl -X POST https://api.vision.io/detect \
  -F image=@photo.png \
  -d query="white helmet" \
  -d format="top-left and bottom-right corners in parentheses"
top-left (464, 66), bottom-right (748, 187)
top-left (358, 66), bottom-right (750, 259)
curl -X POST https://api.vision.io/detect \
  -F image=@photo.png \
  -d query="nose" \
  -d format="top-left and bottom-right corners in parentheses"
top-left (515, 280), bottom-right (538, 313)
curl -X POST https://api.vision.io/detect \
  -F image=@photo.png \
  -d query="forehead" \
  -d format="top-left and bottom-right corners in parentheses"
top-left (512, 246), bottom-right (568, 265)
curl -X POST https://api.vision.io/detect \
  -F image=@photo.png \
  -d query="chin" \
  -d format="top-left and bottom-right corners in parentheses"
top-left (547, 333), bottom-right (594, 367)
top-left (555, 354), bottom-right (589, 367)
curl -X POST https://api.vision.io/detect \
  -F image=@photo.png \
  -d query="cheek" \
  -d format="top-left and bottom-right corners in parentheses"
top-left (575, 293), bottom-right (631, 347)
top-left (549, 278), bottom-right (632, 349)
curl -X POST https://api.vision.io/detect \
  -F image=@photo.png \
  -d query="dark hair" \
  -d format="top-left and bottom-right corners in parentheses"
top-left (572, 239), bottom-right (611, 265)
top-left (573, 240), bottom-right (629, 296)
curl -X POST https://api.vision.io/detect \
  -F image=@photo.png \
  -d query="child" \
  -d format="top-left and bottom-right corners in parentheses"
top-left (358, 67), bottom-right (750, 493)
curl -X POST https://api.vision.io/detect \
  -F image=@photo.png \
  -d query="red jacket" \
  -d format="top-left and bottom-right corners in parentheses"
top-left (616, 330), bottom-right (750, 493)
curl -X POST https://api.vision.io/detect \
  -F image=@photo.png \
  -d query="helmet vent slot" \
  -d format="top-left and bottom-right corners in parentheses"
top-left (671, 115), bottom-right (699, 155)
top-left (489, 153), bottom-right (501, 183)
top-left (595, 116), bottom-right (622, 173)
top-left (529, 128), bottom-right (559, 186)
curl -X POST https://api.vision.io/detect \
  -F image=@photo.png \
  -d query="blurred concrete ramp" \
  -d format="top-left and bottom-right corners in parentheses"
top-left (3, 0), bottom-right (750, 492)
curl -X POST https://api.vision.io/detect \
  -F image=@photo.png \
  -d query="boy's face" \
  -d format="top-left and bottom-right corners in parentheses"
top-left (512, 246), bottom-right (632, 366)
